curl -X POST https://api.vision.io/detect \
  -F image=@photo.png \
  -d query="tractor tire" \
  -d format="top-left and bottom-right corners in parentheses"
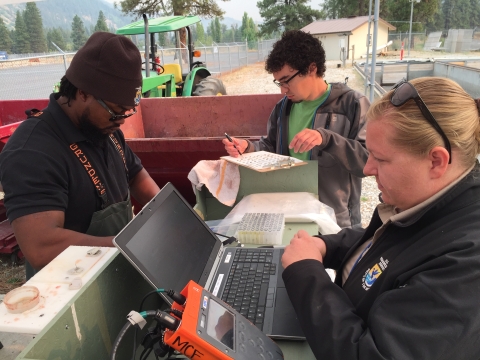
top-left (192, 76), bottom-right (227, 96)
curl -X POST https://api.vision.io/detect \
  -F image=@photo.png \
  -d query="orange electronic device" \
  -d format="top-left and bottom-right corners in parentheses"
top-left (164, 280), bottom-right (284, 360)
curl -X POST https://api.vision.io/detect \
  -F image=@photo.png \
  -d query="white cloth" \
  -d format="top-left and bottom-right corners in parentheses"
top-left (187, 160), bottom-right (240, 206)
top-left (219, 192), bottom-right (341, 235)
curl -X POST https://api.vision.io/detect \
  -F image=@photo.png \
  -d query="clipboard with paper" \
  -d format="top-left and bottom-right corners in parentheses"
top-left (221, 150), bottom-right (307, 172)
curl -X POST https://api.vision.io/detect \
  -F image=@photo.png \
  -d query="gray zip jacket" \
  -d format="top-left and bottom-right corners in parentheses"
top-left (246, 83), bottom-right (370, 228)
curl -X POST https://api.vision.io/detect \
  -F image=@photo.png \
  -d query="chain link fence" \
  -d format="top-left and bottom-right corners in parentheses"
top-left (0, 39), bottom-right (277, 100)
top-left (193, 39), bottom-right (277, 75)
top-left (0, 53), bottom-right (74, 100)
top-left (388, 32), bottom-right (427, 52)
top-left (388, 30), bottom-right (480, 53)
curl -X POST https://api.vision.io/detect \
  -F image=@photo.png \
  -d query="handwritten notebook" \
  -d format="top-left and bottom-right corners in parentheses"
top-left (221, 151), bottom-right (307, 172)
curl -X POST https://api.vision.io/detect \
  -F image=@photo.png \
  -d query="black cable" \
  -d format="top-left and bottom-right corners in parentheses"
top-left (133, 289), bottom-right (166, 360)
top-left (139, 289), bottom-right (165, 312)
top-left (128, 288), bottom-right (184, 360)
top-left (139, 346), bottom-right (152, 360)
top-left (132, 327), bottom-right (138, 360)
top-left (111, 321), bottom-right (133, 360)
top-left (168, 308), bottom-right (183, 318)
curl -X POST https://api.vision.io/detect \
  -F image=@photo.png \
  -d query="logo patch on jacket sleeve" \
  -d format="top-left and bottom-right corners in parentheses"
top-left (362, 257), bottom-right (389, 290)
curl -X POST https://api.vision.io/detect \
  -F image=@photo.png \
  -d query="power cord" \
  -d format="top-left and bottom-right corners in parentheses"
top-left (112, 308), bottom-right (181, 360)
top-left (132, 289), bottom-right (186, 360)
top-left (133, 288), bottom-right (166, 360)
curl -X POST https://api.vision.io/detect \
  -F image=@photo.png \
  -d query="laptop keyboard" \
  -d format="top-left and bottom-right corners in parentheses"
top-left (221, 248), bottom-right (277, 329)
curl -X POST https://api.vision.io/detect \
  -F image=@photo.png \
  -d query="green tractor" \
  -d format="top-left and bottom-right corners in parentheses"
top-left (116, 15), bottom-right (227, 98)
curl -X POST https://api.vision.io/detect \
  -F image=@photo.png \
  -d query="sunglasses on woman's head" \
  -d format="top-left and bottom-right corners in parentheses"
top-left (390, 79), bottom-right (451, 164)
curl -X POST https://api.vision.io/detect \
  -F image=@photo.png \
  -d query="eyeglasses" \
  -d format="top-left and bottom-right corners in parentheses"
top-left (273, 70), bottom-right (301, 88)
top-left (390, 79), bottom-right (451, 164)
top-left (97, 99), bottom-right (137, 122)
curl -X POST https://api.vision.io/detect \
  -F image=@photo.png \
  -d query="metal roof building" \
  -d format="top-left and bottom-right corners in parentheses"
top-left (301, 16), bottom-right (396, 61)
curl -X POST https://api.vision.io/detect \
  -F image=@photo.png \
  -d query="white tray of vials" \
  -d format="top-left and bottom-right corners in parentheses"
top-left (236, 213), bottom-right (285, 245)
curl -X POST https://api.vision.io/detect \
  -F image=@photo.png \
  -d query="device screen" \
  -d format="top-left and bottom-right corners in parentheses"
top-left (206, 299), bottom-right (235, 350)
top-left (123, 190), bottom-right (217, 293)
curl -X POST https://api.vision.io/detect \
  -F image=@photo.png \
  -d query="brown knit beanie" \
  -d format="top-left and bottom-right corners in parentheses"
top-left (66, 32), bottom-right (142, 107)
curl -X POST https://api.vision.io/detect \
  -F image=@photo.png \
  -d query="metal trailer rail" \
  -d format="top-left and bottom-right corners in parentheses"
top-left (354, 58), bottom-right (480, 99)
top-left (353, 62), bottom-right (386, 98)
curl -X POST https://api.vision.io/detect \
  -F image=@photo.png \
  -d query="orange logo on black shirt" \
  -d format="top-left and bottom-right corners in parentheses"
top-left (69, 143), bottom-right (106, 195)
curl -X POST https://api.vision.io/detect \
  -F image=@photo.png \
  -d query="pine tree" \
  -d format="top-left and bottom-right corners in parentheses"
top-left (58, 27), bottom-right (72, 51)
top-left (207, 20), bottom-right (214, 39)
top-left (9, 29), bottom-right (16, 48)
top-left (322, 0), bottom-right (365, 19)
top-left (232, 24), bottom-right (242, 42)
top-left (24, 2), bottom-right (47, 53)
top-left (196, 22), bottom-right (205, 44)
top-left (94, 11), bottom-right (109, 33)
top-left (247, 18), bottom-right (256, 40)
top-left (258, 0), bottom-right (325, 36)
top-left (0, 17), bottom-right (13, 53)
top-left (47, 28), bottom-right (67, 52)
top-left (14, 10), bottom-right (30, 54)
top-left (214, 17), bottom-right (222, 43)
top-left (71, 15), bottom-right (87, 50)
top-left (157, 32), bottom-right (167, 47)
top-left (240, 13), bottom-right (257, 43)
top-left (228, 24), bottom-right (237, 42)
top-left (441, 0), bottom-right (478, 29)
top-left (119, 0), bottom-right (223, 18)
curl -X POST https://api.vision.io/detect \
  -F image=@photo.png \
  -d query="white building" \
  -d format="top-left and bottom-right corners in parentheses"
top-left (302, 16), bottom-right (396, 61)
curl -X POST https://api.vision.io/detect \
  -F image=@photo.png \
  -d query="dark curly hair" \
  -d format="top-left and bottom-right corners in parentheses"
top-left (265, 30), bottom-right (326, 78)
top-left (57, 75), bottom-right (78, 106)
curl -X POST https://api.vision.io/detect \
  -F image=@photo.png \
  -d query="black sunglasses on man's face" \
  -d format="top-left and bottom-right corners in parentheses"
top-left (273, 70), bottom-right (301, 88)
top-left (97, 99), bottom-right (137, 122)
top-left (390, 79), bottom-right (452, 164)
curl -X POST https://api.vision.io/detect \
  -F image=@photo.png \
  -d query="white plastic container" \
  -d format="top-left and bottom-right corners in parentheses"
top-left (236, 213), bottom-right (285, 245)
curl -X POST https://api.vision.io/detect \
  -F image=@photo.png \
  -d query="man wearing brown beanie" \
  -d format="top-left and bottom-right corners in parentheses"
top-left (0, 32), bottom-right (160, 277)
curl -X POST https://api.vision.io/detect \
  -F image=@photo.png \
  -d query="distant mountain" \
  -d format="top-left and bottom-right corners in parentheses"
top-left (0, 0), bottom-right (135, 30)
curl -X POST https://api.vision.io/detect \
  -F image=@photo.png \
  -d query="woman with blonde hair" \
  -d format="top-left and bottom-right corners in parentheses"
top-left (281, 77), bottom-right (480, 359)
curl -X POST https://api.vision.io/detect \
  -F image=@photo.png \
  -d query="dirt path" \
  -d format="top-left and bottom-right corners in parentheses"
top-left (219, 60), bottom-right (368, 95)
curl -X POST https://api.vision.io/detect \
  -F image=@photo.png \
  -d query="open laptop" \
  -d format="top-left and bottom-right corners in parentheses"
top-left (113, 182), bottom-right (305, 340)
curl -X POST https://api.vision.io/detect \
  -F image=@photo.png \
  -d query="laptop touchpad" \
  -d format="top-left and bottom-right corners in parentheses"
top-left (271, 287), bottom-right (305, 338)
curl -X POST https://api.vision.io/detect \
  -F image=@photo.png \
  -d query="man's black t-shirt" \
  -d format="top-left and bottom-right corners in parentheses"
top-left (0, 93), bottom-right (143, 233)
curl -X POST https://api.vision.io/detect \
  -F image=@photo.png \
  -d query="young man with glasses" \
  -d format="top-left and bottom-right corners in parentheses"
top-left (223, 30), bottom-right (370, 228)
top-left (0, 32), bottom-right (160, 275)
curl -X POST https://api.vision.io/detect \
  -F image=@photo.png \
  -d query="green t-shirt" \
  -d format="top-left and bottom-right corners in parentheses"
top-left (288, 83), bottom-right (332, 160)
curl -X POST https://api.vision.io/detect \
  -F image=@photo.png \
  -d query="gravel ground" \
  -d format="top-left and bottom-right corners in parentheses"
top-left (219, 60), bottom-right (380, 228)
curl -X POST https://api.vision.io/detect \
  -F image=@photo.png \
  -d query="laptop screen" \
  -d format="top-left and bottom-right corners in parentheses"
top-left (114, 183), bottom-right (222, 293)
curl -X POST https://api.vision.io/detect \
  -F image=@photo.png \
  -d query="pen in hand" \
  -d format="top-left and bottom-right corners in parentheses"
top-left (224, 132), bottom-right (243, 156)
